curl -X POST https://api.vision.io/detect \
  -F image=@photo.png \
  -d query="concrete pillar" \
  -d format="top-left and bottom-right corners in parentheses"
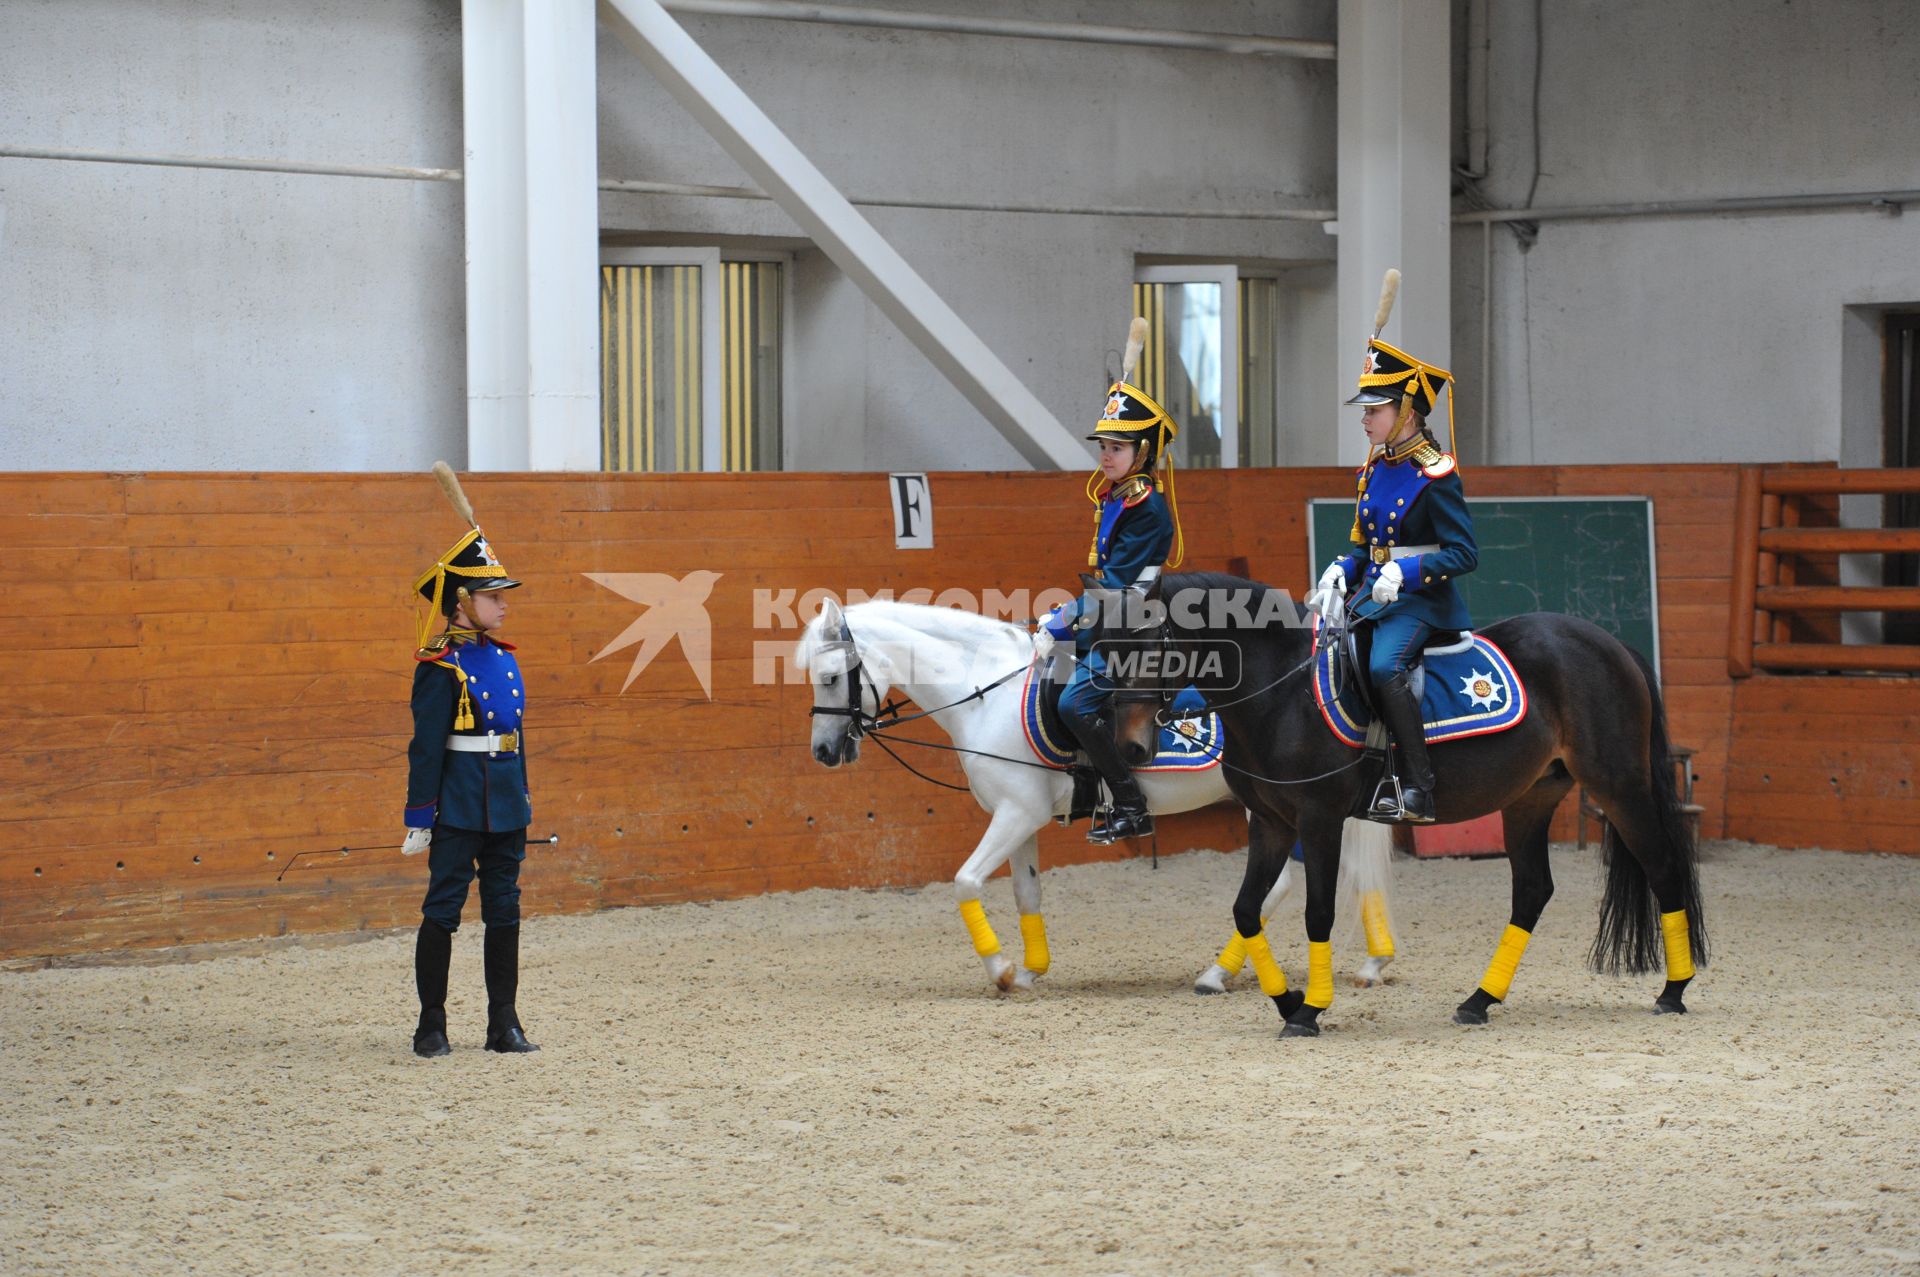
top-left (1334, 0), bottom-right (1452, 467)
top-left (463, 0), bottom-right (601, 471)
top-left (463, 0), bottom-right (531, 470)
top-left (524, 2), bottom-right (603, 469)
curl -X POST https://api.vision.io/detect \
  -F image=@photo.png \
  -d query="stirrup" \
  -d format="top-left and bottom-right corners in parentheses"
top-left (1365, 772), bottom-right (1408, 824)
top-left (1087, 803), bottom-right (1153, 845)
top-left (1365, 768), bottom-right (1433, 825)
top-left (1366, 771), bottom-right (1437, 825)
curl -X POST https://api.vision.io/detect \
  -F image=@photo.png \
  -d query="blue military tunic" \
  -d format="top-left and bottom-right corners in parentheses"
top-left (405, 634), bottom-right (532, 833)
top-left (1333, 450), bottom-right (1478, 631)
top-left (1051, 476), bottom-right (1175, 722)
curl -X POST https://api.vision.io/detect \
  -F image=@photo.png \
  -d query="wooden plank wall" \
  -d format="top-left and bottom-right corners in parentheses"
top-left (4, 464), bottom-right (1906, 961)
top-left (1724, 677), bottom-right (1920, 855)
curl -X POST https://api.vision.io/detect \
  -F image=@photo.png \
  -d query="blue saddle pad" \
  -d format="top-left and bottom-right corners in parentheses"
top-left (1311, 623), bottom-right (1528, 750)
top-left (1020, 666), bottom-right (1225, 771)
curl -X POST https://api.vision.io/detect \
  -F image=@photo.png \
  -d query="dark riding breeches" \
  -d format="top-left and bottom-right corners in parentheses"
top-left (1365, 612), bottom-right (1437, 688)
top-left (421, 825), bottom-right (528, 932)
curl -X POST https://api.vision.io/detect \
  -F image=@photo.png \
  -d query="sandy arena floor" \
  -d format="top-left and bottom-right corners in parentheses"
top-left (4, 840), bottom-right (1918, 1276)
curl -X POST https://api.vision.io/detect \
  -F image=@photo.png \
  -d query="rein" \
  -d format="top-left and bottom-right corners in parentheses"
top-left (808, 619), bottom-right (1064, 790)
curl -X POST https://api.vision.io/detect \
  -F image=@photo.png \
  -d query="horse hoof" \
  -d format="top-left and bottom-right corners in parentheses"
top-left (1452, 1006), bottom-right (1489, 1027)
top-left (1354, 956), bottom-right (1392, 987)
top-left (1012, 967), bottom-right (1038, 992)
top-left (985, 954), bottom-right (1016, 992)
top-left (1280, 1005), bottom-right (1324, 1038)
top-left (1653, 998), bottom-right (1687, 1015)
top-left (1193, 966), bottom-right (1230, 995)
top-left (1273, 990), bottom-right (1305, 1019)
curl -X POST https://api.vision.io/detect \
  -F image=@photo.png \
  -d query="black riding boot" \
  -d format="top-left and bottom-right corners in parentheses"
top-left (1072, 712), bottom-right (1155, 845)
top-left (1372, 673), bottom-right (1438, 824)
top-left (482, 924), bottom-right (539, 1053)
top-left (412, 921), bottom-right (453, 1058)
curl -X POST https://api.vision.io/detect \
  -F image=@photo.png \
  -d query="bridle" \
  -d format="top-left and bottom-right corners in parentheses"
top-left (806, 615), bottom-right (1072, 789)
top-left (807, 618), bottom-right (898, 742)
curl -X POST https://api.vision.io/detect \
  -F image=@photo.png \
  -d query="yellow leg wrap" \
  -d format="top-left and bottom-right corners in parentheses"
top-left (1019, 913), bottom-right (1050, 975)
top-left (1244, 932), bottom-right (1289, 997)
top-left (1305, 940), bottom-right (1335, 1009)
top-left (1660, 910), bottom-right (1695, 983)
top-left (959, 900), bottom-right (1000, 957)
top-left (1360, 890), bottom-right (1395, 959)
top-left (1215, 932), bottom-right (1249, 974)
top-left (1479, 924), bottom-right (1532, 1001)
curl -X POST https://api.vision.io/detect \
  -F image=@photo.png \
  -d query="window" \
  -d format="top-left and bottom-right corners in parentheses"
top-left (600, 248), bottom-right (784, 472)
top-left (1132, 267), bottom-right (1280, 468)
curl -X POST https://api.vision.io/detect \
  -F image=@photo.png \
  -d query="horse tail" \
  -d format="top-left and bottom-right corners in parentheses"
top-left (1588, 645), bottom-right (1709, 975)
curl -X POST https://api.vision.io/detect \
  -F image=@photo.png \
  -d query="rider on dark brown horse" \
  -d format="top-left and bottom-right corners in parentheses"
top-left (1308, 338), bottom-right (1478, 824)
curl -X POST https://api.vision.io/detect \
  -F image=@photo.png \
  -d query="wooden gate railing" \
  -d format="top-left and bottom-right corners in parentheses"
top-left (1729, 467), bottom-right (1920, 675)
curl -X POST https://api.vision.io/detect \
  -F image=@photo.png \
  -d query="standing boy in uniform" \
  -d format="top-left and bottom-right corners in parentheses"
top-left (404, 464), bottom-right (538, 1057)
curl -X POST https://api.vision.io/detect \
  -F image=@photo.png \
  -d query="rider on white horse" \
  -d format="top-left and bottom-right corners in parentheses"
top-left (1037, 376), bottom-right (1185, 845)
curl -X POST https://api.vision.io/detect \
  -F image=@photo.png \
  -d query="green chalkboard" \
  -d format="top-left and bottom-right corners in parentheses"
top-left (1308, 496), bottom-right (1661, 673)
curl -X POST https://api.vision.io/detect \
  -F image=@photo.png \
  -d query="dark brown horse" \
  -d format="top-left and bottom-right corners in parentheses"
top-left (1098, 572), bottom-right (1707, 1037)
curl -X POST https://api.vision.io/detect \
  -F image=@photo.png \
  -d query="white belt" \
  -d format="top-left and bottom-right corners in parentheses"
top-left (447, 731), bottom-right (519, 754)
top-left (1368, 543), bottom-right (1439, 565)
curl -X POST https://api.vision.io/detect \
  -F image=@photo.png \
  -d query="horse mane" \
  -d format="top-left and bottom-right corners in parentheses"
top-left (794, 599), bottom-right (1025, 670)
top-left (1160, 571), bottom-right (1298, 629)
top-left (1160, 569), bottom-right (1281, 602)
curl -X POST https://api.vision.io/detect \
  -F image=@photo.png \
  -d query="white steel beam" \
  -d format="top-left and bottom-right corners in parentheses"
top-left (661, 0), bottom-right (1336, 60)
top-left (598, 0), bottom-right (1088, 470)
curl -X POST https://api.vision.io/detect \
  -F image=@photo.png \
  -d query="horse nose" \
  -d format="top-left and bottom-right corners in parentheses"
top-left (1121, 738), bottom-right (1149, 767)
top-left (813, 743), bottom-right (838, 767)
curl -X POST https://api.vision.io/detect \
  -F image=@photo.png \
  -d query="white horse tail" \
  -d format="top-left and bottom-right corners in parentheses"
top-left (1342, 819), bottom-right (1398, 983)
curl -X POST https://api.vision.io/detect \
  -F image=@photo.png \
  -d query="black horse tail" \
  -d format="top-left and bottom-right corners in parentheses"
top-left (1588, 646), bottom-right (1709, 975)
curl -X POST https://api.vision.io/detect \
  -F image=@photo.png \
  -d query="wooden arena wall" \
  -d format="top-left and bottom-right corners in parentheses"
top-left (3, 465), bottom-right (1914, 961)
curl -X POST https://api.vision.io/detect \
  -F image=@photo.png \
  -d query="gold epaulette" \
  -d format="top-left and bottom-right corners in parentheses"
top-left (414, 628), bottom-right (480, 660)
top-left (1116, 475), bottom-right (1153, 507)
top-left (1410, 439), bottom-right (1444, 468)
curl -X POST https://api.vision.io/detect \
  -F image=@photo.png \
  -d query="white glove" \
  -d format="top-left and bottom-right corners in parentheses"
top-left (1305, 562), bottom-right (1348, 615)
top-left (402, 827), bottom-right (432, 856)
top-left (1031, 626), bottom-right (1056, 661)
top-left (1370, 560), bottom-right (1404, 606)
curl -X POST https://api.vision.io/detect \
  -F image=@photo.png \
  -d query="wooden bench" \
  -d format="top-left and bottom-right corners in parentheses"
top-left (1577, 747), bottom-right (1705, 850)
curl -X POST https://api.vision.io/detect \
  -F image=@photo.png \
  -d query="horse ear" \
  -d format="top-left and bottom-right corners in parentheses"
top-left (818, 595), bottom-right (843, 628)
top-left (1143, 574), bottom-right (1164, 602)
top-left (1079, 572), bottom-right (1100, 592)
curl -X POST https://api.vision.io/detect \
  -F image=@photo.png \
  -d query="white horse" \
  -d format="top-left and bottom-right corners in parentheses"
top-left (797, 598), bottom-right (1398, 992)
